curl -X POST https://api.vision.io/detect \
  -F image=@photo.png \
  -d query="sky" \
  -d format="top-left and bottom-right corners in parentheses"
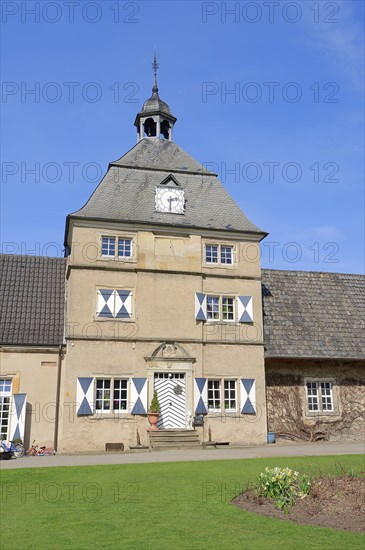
top-left (1, 0), bottom-right (364, 273)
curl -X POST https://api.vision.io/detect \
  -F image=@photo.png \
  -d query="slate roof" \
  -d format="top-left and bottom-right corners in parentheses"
top-left (262, 269), bottom-right (365, 360)
top-left (68, 138), bottom-right (265, 236)
top-left (0, 254), bottom-right (66, 346)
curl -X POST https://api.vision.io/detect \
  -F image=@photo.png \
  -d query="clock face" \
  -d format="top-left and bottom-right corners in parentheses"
top-left (155, 187), bottom-right (185, 214)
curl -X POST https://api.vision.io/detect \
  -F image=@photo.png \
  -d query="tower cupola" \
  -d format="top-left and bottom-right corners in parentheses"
top-left (134, 54), bottom-right (177, 141)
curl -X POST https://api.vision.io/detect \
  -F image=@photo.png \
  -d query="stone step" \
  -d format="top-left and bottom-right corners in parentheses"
top-left (148, 429), bottom-right (201, 451)
top-left (152, 444), bottom-right (202, 451)
top-left (149, 432), bottom-right (200, 439)
top-left (150, 437), bottom-right (200, 444)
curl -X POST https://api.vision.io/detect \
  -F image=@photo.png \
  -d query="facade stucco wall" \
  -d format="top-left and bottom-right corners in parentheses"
top-left (0, 349), bottom-right (60, 448)
top-left (67, 224), bottom-right (261, 278)
top-left (59, 339), bottom-right (266, 452)
top-left (58, 222), bottom-right (266, 452)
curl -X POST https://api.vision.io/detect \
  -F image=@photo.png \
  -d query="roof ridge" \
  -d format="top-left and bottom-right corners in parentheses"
top-left (262, 267), bottom-right (365, 277)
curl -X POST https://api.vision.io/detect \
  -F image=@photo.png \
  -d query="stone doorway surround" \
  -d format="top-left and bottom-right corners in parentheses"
top-left (145, 342), bottom-right (196, 428)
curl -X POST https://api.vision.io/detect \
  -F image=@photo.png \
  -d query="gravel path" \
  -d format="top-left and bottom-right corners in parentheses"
top-left (1, 440), bottom-right (364, 469)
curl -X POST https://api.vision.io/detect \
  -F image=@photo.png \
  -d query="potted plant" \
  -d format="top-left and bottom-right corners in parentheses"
top-left (147, 390), bottom-right (161, 431)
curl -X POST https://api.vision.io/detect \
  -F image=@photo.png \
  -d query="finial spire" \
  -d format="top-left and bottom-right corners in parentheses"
top-left (152, 51), bottom-right (159, 94)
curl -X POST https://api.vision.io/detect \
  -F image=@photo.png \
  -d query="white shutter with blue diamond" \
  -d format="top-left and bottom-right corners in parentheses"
top-left (97, 289), bottom-right (114, 318)
top-left (76, 377), bottom-right (95, 416)
top-left (194, 378), bottom-right (208, 414)
top-left (130, 378), bottom-right (148, 415)
top-left (115, 290), bottom-right (132, 319)
top-left (8, 393), bottom-right (27, 442)
top-left (195, 293), bottom-right (207, 321)
top-left (238, 296), bottom-right (253, 323)
top-left (240, 379), bottom-right (256, 414)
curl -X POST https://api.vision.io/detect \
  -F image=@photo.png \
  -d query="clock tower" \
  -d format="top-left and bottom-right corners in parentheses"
top-left (62, 57), bottom-right (268, 453)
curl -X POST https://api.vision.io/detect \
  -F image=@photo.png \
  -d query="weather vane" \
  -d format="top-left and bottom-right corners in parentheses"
top-left (152, 51), bottom-right (159, 93)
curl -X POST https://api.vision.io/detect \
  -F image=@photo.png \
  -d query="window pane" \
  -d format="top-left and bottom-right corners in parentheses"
top-left (205, 245), bottom-right (218, 263)
top-left (221, 246), bottom-right (233, 264)
top-left (96, 379), bottom-right (111, 411)
top-left (207, 296), bottom-right (220, 320)
top-left (320, 382), bottom-right (333, 411)
top-left (101, 237), bottom-right (115, 256)
top-left (113, 379), bottom-right (128, 411)
top-left (0, 396), bottom-right (11, 439)
top-left (222, 297), bottom-right (235, 321)
top-left (0, 379), bottom-right (12, 393)
top-left (224, 380), bottom-right (236, 410)
top-left (208, 380), bottom-right (221, 410)
top-left (118, 239), bottom-right (132, 258)
top-left (307, 382), bottom-right (319, 411)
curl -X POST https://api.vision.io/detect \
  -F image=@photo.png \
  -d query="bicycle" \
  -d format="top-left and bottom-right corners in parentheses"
top-left (26, 440), bottom-right (39, 456)
top-left (26, 440), bottom-right (55, 456)
top-left (0, 438), bottom-right (25, 459)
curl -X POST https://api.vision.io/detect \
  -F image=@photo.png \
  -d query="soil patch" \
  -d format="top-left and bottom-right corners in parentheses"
top-left (232, 476), bottom-right (365, 533)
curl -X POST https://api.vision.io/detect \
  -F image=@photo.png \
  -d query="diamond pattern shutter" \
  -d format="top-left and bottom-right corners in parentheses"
top-left (240, 379), bottom-right (256, 414)
top-left (115, 290), bottom-right (132, 319)
top-left (8, 393), bottom-right (26, 442)
top-left (195, 293), bottom-right (207, 321)
top-left (97, 289), bottom-right (114, 318)
top-left (238, 296), bottom-right (253, 323)
top-left (194, 378), bottom-right (208, 414)
top-left (130, 378), bottom-right (148, 415)
top-left (76, 377), bottom-right (95, 415)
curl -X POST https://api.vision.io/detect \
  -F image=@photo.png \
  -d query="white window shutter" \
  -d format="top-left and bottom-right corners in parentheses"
top-left (76, 377), bottom-right (95, 415)
top-left (8, 393), bottom-right (27, 442)
top-left (194, 378), bottom-right (208, 414)
top-left (195, 293), bottom-right (207, 321)
top-left (130, 378), bottom-right (148, 414)
top-left (115, 290), bottom-right (132, 319)
top-left (240, 379), bottom-right (256, 414)
top-left (97, 289), bottom-right (114, 318)
top-left (238, 296), bottom-right (253, 323)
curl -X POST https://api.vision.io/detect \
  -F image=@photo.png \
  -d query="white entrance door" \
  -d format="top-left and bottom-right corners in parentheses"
top-left (154, 373), bottom-right (186, 429)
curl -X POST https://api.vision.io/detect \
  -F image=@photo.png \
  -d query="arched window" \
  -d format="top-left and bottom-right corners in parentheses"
top-left (144, 118), bottom-right (156, 137)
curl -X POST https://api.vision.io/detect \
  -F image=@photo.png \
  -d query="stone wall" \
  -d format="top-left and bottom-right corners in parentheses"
top-left (265, 358), bottom-right (365, 441)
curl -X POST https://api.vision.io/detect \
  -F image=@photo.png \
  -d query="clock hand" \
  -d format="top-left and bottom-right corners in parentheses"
top-left (167, 195), bottom-right (178, 212)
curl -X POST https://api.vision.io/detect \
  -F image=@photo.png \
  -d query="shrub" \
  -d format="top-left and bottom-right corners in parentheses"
top-left (149, 390), bottom-right (161, 413)
top-left (257, 467), bottom-right (311, 513)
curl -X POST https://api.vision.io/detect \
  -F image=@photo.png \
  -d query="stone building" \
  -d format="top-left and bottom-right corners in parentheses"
top-left (0, 66), bottom-right (364, 452)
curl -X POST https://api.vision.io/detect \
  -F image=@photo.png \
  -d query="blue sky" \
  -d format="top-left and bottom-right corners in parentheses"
top-left (1, 0), bottom-right (364, 273)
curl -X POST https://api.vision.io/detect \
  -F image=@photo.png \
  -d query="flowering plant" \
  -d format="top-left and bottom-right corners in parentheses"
top-left (257, 467), bottom-right (311, 513)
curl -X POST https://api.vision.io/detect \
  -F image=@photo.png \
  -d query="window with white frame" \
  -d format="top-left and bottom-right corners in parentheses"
top-left (207, 296), bottom-right (220, 320)
top-left (95, 379), bottom-right (128, 412)
top-left (0, 378), bottom-right (12, 440)
top-left (220, 245), bottom-right (233, 264)
top-left (224, 380), bottom-right (236, 410)
top-left (306, 381), bottom-right (334, 413)
top-left (101, 237), bottom-right (116, 257)
top-left (205, 244), bottom-right (234, 265)
top-left (101, 236), bottom-right (132, 258)
top-left (207, 379), bottom-right (237, 412)
top-left (205, 245), bottom-right (218, 264)
top-left (207, 295), bottom-right (236, 322)
top-left (222, 297), bottom-right (235, 321)
top-left (118, 239), bottom-right (132, 258)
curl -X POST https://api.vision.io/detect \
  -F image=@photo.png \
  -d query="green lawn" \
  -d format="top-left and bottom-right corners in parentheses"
top-left (1, 455), bottom-right (364, 549)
